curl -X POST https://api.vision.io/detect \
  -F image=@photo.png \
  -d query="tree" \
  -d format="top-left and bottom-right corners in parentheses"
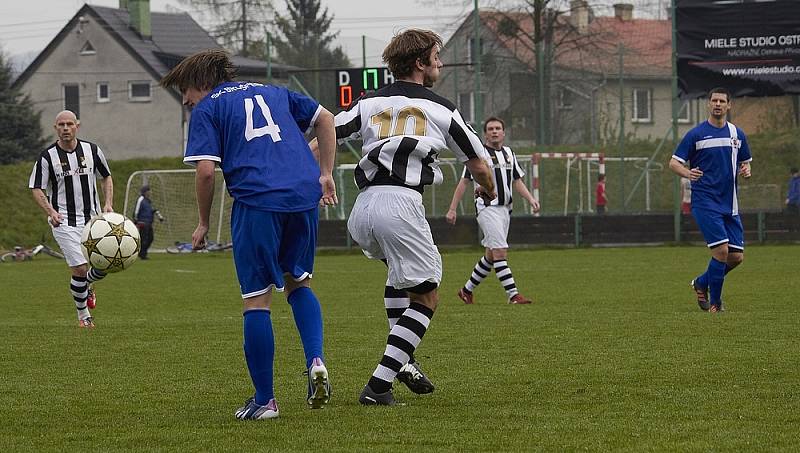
top-left (272, 0), bottom-right (350, 69)
top-left (0, 52), bottom-right (46, 165)
top-left (179, 0), bottom-right (274, 57)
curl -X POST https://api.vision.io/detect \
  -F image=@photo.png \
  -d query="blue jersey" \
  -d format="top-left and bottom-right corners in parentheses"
top-left (184, 82), bottom-right (323, 212)
top-left (673, 120), bottom-right (752, 215)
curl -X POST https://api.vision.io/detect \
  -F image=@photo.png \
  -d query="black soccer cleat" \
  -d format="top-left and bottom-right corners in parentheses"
top-left (397, 360), bottom-right (435, 394)
top-left (358, 385), bottom-right (396, 406)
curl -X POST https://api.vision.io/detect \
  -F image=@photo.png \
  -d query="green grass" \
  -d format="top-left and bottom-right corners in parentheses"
top-left (2, 246), bottom-right (799, 452)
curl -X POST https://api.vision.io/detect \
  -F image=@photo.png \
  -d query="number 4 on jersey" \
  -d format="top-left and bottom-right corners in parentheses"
top-left (244, 95), bottom-right (282, 142)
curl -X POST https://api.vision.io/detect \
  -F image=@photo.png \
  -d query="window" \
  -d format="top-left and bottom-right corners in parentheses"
top-left (63, 84), bottom-right (80, 118)
top-left (677, 99), bottom-right (691, 123)
top-left (79, 41), bottom-right (96, 56)
top-left (632, 88), bottom-right (652, 123)
top-left (128, 81), bottom-right (151, 102)
top-left (458, 92), bottom-right (474, 123)
top-left (467, 36), bottom-right (483, 66)
top-left (558, 87), bottom-right (574, 110)
top-left (97, 82), bottom-right (109, 103)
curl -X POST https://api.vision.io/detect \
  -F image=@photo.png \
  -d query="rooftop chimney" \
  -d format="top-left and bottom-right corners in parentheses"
top-left (129, 0), bottom-right (151, 39)
top-left (613, 3), bottom-right (634, 21)
top-left (570, 0), bottom-right (591, 33)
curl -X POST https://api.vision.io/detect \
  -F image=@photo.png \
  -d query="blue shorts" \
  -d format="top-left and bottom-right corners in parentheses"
top-left (231, 201), bottom-right (318, 298)
top-left (692, 208), bottom-right (744, 252)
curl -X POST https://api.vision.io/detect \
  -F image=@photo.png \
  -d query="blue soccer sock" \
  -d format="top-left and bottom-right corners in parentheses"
top-left (242, 309), bottom-right (274, 405)
top-left (706, 258), bottom-right (728, 305)
top-left (695, 262), bottom-right (734, 289)
top-left (288, 287), bottom-right (324, 369)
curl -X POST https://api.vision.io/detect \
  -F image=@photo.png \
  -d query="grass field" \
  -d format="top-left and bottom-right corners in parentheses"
top-left (2, 245), bottom-right (799, 452)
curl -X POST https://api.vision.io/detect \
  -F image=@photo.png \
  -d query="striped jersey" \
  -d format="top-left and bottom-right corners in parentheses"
top-left (334, 80), bottom-right (489, 193)
top-left (28, 140), bottom-right (112, 227)
top-left (462, 145), bottom-right (524, 212)
top-left (673, 120), bottom-right (752, 215)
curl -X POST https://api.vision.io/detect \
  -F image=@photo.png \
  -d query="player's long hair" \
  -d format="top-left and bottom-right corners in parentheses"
top-left (382, 29), bottom-right (442, 78)
top-left (160, 49), bottom-right (236, 92)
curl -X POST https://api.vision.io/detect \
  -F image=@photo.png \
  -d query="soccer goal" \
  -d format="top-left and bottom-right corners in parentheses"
top-left (123, 169), bottom-right (233, 251)
top-left (532, 153), bottom-right (605, 216)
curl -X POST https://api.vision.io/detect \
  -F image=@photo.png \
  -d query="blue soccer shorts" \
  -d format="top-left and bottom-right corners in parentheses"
top-left (692, 208), bottom-right (744, 252)
top-left (231, 201), bottom-right (318, 299)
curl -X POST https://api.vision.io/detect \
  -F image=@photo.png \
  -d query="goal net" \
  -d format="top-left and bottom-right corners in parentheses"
top-left (123, 169), bottom-right (232, 251)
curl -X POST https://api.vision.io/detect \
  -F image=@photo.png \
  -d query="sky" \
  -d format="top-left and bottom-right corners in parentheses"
top-left (1, 0), bottom-right (663, 68)
top-left (1, 0), bottom-right (475, 67)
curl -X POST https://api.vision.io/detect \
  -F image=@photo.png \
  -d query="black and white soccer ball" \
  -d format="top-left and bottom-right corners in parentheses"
top-left (80, 212), bottom-right (140, 273)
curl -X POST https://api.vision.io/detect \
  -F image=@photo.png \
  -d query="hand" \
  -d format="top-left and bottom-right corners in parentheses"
top-left (530, 198), bottom-right (541, 213)
top-left (103, 204), bottom-right (114, 213)
top-left (192, 224), bottom-right (209, 250)
top-left (49, 211), bottom-right (63, 228)
top-left (475, 186), bottom-right (497, 205)
top-left (445, 209), bottom-right (457, 225)
top-left (688, 167), bottom-right (703, 181)
top-left (738, 163), bottom-right (751, 179)
top-left (319, 175), bottom-right (338, 206)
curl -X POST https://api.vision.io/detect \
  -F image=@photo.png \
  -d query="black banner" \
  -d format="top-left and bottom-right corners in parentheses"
top-left (676, 0), bottom-right (800, 98)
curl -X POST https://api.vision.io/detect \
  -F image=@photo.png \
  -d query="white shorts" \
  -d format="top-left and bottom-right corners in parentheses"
top-left (477, 206), bottom-right (511, 249)
top-left (347, 186), bottom-right (442, 290)
top-left (52, 224), bottom-right (87, 267)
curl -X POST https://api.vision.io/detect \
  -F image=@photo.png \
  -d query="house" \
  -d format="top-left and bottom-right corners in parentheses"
top-left (436, 1), bottom-right (797, 146)
top-left (12, 0), bottom-right (295, 159)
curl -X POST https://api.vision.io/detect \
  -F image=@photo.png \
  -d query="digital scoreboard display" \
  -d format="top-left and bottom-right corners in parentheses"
top-left (335, 67), bottom-right (395, 109)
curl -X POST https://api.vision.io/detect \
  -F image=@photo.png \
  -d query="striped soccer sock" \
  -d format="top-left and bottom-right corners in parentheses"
top-left (384, 285), bottom-right (410, 331)
top-left (70, 275), bottom-right (90, 319)
top-left (86, 268), bottom-right (107, 283)
top-left (493, 260), bottom-right (519, 299)
top-left (367, 302), bottom-right (434, 394)
top-left (464, 256), bottom-right (493, 293)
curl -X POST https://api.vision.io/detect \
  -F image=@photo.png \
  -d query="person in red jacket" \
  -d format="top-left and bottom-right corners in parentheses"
top-left (595, 174), bottom-right (608, 214)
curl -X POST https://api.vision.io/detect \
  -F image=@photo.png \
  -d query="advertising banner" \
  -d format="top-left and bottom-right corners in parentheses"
top-left (676, 0), bottom-right (800, 98)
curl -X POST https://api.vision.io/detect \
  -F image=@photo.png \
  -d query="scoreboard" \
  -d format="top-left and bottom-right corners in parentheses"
top-left (335, 67), bottom-right (394, 109)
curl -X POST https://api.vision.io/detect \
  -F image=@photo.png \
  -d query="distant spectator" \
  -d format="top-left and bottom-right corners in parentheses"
top-left (681, 177), bottom-right (692, 215)
top-left (595, 174), bottom-right (608, 215)
top-left (133, 185), bottom-right (163, 260)
top-left (786, 167), bottom-right (800, 216)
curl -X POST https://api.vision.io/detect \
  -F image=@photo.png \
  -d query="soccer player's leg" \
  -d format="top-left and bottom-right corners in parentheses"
top-left (360, 196), bottom-right (441, 404)
top-left (280, 207), bottom-right (330, 408)
top-left (231, 202), bottom-right (280, 419)
top-left (694, 210), bottom-right (729, 312)
top-left (54, 226), bottom-right (95, 326)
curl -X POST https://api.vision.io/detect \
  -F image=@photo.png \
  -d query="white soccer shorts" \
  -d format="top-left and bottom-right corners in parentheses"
top-left (347, 186), bottom-right (442, 290)
top-left (477, 205), bottom-right (511, 249)
top-left (52, 224), bottom-right (87, 267)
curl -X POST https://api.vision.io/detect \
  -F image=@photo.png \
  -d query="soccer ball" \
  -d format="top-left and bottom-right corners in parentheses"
top-left (81, 212), bottom-right (141, 273)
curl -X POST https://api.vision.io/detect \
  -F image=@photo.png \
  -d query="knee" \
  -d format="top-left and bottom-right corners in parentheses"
top-left (285, 275), bottom-right (311, 295)
top-left (728, 253), bottom-right (744, 267)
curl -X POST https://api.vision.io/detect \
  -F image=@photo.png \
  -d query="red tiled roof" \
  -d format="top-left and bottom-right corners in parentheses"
top-left (481, 10), bottom-right (671, 78)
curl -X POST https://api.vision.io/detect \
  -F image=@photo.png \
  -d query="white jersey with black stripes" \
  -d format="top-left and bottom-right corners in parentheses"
top-left (334, 80), bottom-right (489, 192)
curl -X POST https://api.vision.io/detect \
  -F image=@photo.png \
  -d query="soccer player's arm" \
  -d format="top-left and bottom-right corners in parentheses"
top-left (313, 108), bottom-right (338, 206)
top-left (446, 167), bottom-right (471, 225)
top-left (193, 160), bottom-right (215, 249)
top-left (445, 110), bottom-right (495, 202)
top-left (738, 130), bottom-right (752, 179)
top-left (94, 147), bottom-right (114, 212)
top-left (183, 106), bottom-right (221, 250)
top-left (511, 154), bottom-right (540, 212)
top-left (100, 175), bottom-right (114, 213)
top-left (669, 132), bottom-right (702, 181)
top-left (29, 157), bottom-right (62, 226)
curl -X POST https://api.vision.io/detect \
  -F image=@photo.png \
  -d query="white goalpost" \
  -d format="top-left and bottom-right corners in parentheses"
top-left (123, 169), bottom-right (233, 251)
top-left (532, 152), bottom-right (605, 216)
